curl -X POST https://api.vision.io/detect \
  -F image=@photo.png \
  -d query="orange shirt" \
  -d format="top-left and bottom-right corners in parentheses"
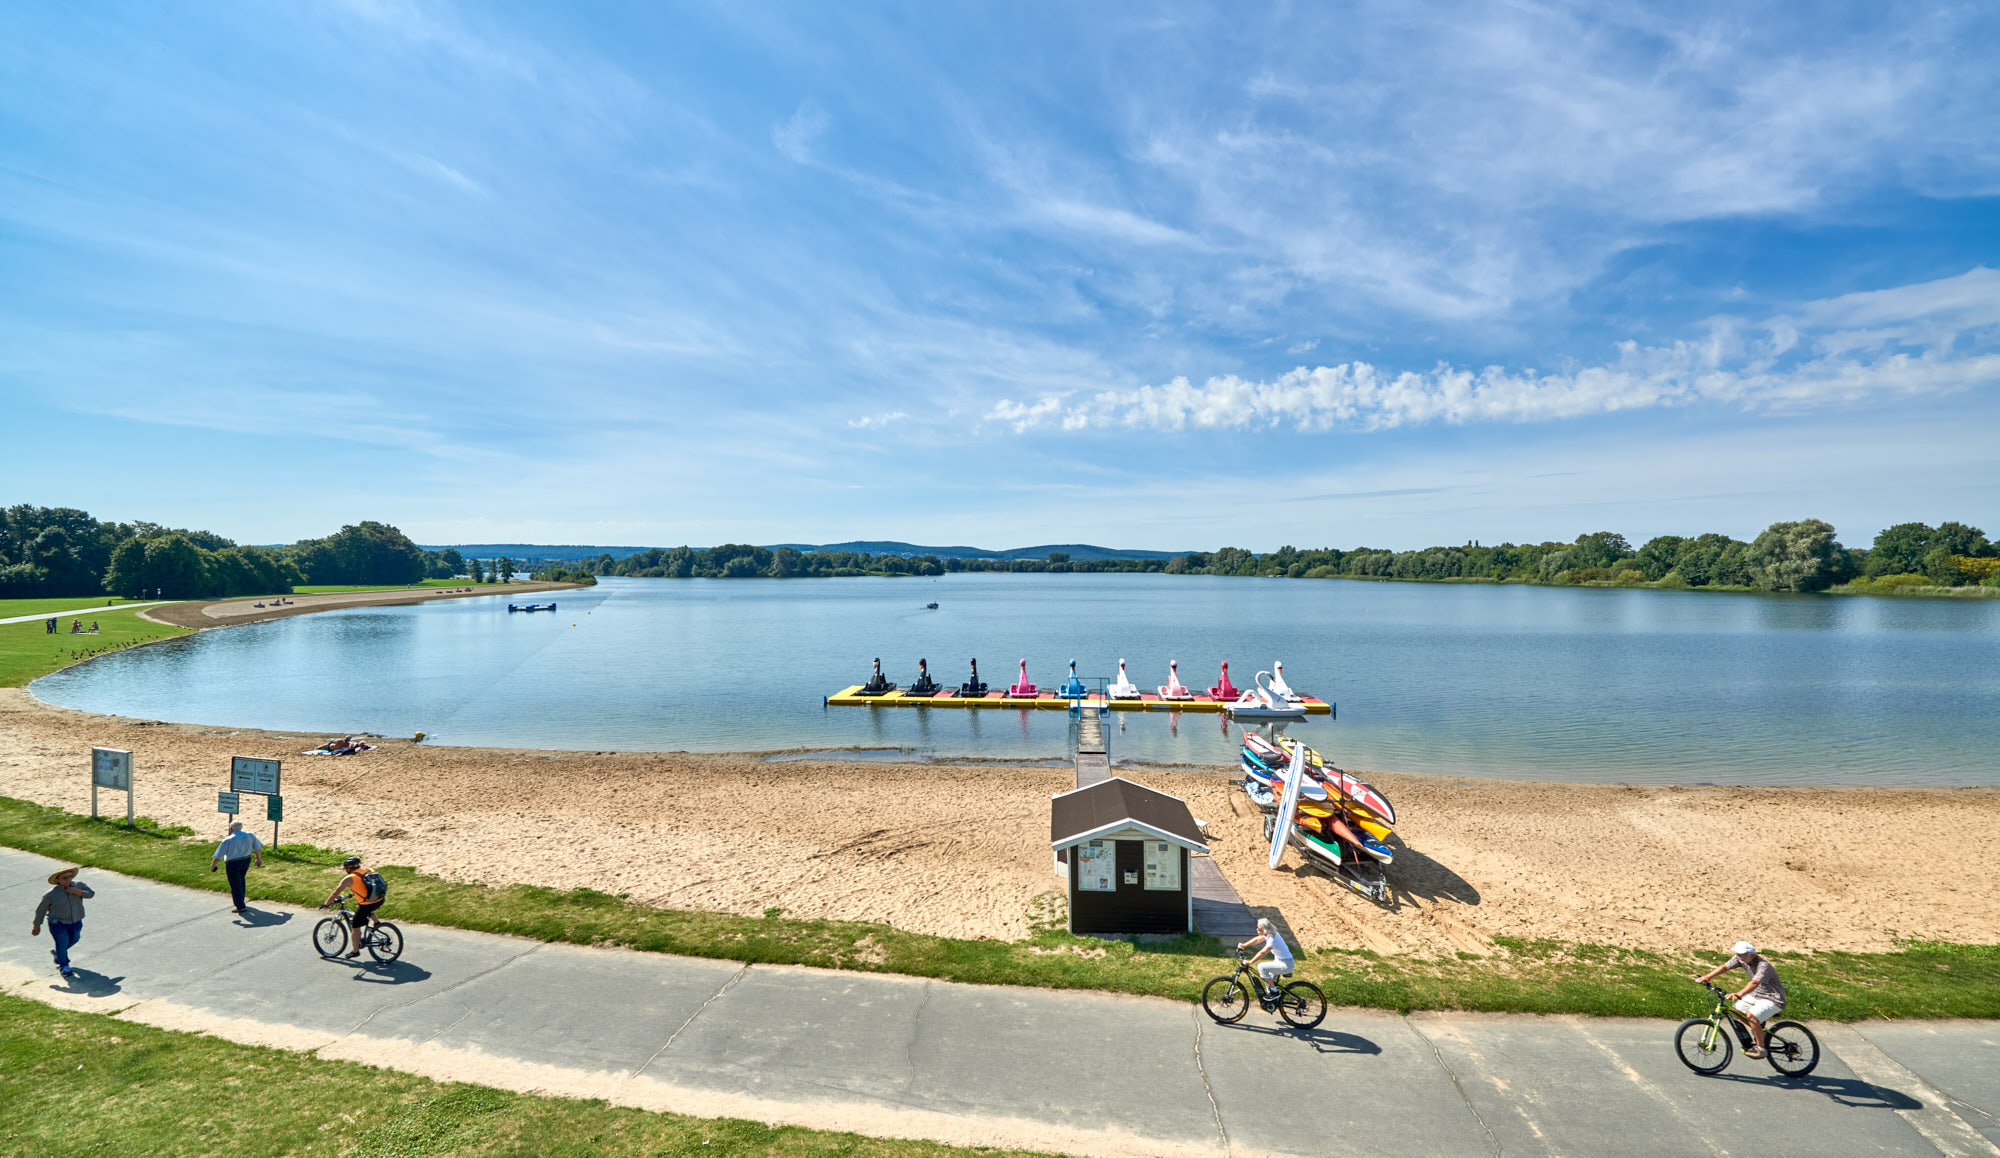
top-left (344, 870), bottom-right (371, 903)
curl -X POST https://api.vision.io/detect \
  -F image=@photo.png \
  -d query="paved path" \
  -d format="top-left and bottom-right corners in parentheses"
top-left (4, 846), bottom-right (1995, 1157)
top-left (0, 601), bottom-right (176, 627)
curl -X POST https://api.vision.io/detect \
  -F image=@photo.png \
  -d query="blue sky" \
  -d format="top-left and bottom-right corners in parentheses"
top-left (2, 1), bottom-right (1997, 551)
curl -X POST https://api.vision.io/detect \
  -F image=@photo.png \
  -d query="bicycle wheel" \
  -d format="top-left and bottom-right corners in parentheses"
top-left (366, 922), bottom-right (404, 964)
top-left (312, 917), bottom-right (348, 958)
top-left (1674, 1017), bottom-right (1732, 1074)
top-left (1201, 976), bottom-right (1251, 1024)
top-left (1277, 980), bottom-right (1328, 1029)
top-left (1763, 1021), bottom-right (1819, 1077)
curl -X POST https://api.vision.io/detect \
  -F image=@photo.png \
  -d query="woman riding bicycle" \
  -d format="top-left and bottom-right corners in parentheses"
top-left (319, 857), bottom-right (384, 960)
top-left (1694, 940), bottom-right (1786, 1058)
top-left (1237, 917), bottom-right (1295, 988)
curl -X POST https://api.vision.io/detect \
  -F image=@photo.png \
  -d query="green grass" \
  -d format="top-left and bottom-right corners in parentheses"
top-left (0, 990), bottom-right (1048, 1158)
top-left (0, 595), bottom-right (165, 618)
top-left (5, 796), bottom-right (1995, 1022)
top-left (0, 605), bottom-right (191, 688)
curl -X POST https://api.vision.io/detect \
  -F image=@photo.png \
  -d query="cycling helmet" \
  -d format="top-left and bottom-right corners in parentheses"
top-left (342, 856), bottom-right (362, 870)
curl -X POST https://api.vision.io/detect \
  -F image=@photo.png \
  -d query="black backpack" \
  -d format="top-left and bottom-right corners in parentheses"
top-left (359, 871), bottom-right (388, 903)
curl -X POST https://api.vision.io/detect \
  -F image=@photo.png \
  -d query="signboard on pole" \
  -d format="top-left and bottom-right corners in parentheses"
top-left (90, 747), bottom-right (134, 825)
top-left (229, 757), bottom-right (281, 796)
top-left (266, 794), bottom-right (284, 822)
top-left (218, 791), bottom-right (240, 815)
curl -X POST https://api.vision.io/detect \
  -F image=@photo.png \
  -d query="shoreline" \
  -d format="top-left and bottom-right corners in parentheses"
top-left (4, 686), bottom-right (1996, 956)
top-left (138, 579), bottom-right (583, 631)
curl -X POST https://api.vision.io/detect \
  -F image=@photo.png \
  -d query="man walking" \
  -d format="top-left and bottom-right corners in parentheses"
top-left (210, 821), bottom-right (265, 913)
top-left (30, 867), bottom-right (94, 978)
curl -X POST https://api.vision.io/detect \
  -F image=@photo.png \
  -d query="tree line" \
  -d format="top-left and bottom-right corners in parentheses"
top-left (0, 506), bottom-right (494, 599)
top-left (580, 519), bottom-right (1999, 594)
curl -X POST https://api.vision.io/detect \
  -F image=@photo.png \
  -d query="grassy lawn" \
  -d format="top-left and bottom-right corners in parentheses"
top-left (0, 991), bottom-right (1047, 1158)
top-left (292, 580), bottom-right (509, 594)
top-left (0, 595), bottom-right (165, 618)
top-left (0, 606), bottom-right (191, 688)
top-left (5, 796), bottom-right (1994, 1022)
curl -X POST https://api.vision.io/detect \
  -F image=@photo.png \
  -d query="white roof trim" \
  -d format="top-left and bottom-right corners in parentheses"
top-left (1051, 818), bottom-right (1208, 854)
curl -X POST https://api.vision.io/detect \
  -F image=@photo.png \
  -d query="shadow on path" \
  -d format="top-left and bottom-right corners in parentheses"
top-left (230, 908), bottom-right (293, 929)
top-left (315, 956), bottom-right (433, 986)
top-left (49, 967), bottom-right (124, 998)
top-left (1708, 1070), bottom-right (1922, 1110)
top-left (1212, 1021), bottom-right (1382, 1056)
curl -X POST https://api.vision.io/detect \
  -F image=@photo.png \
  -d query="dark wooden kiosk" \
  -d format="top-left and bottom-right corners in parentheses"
top-left (1050, 777), bottom-right (1208, 935)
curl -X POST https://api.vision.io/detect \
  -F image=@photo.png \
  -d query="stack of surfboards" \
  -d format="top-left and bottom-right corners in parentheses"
top-left (1239, 732), bottom-right (1397, 868)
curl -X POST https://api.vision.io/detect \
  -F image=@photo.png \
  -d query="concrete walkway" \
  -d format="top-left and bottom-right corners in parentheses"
top-left (5, 846), bottom-right (1995, 1158)
top-left (0, 601), bottom-right (176, 627)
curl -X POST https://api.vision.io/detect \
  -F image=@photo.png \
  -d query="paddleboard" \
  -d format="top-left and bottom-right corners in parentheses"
top-left (1269, 739), bottom-right (1307, 870)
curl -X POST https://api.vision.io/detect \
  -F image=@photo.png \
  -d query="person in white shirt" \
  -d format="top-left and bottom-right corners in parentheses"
top-left (210, 822), bottom-right (265, 914)
top-left (1237, 917), bottom-right (1296, 991)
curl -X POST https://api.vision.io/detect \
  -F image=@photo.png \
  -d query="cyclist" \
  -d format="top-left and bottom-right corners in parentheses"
top-left (1694, 940), bottom-right (1786, 1058)
top-left (319, 856), bottom-right (384, 959)
top-left (1237, 916), bottom-right (1295, 995)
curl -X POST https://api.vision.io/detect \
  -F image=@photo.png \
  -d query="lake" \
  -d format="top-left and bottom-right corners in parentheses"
top-left (30, 575), bottom-right (2000, 785)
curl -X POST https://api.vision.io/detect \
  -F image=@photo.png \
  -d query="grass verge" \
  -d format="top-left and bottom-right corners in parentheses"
top-left (0, 990), bottom-right (1048, 1158)
top-left (0, 606), bottom-right (191, 688)
top-left (4, 796), bottom-right (1994, 1022)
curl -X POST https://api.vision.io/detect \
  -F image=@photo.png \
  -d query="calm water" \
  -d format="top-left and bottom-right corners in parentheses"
top-left (31, 575), bottom-right (2000, 785)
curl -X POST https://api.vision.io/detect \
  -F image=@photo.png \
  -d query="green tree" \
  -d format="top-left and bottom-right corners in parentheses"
top-left (469, 558), bottom-right (485, 583)
top-left (103, 538), bottom-right (147, 599)
top-left (496, 556), bottom-right (516, 583)
top-left (1744, 519), bottom-right (1845, 592)
top-left (139, 534), bottom-right (212, 598)
top-left (438, 548), bottom-right (466, 577)
top-left (1568, 531), bottom-right (1634, 571)
top-left (1633, 536), bottom-right (1687, 581)
top-left (1866, 522), bottom-right (1936, 576)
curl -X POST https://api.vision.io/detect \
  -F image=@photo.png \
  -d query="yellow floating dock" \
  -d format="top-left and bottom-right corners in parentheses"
top-left (825, 686), bottom-right (1333, 715)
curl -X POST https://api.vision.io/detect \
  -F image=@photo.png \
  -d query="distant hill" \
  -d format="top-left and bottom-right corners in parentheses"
top-left (420, 544), bottom-right (654, 562)
top-left (426, 541), bottom-right (1187, 562)
top-left (765, 541), bottom-right (1185, 562)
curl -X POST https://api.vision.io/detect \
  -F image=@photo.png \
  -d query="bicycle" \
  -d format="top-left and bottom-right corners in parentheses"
top-left (313, 896), bottom-right (404, 963)
top-left (1202, 951), bottom-right (1327, 1029)
top-left (1674, 981), bottom-right (1818, 1076)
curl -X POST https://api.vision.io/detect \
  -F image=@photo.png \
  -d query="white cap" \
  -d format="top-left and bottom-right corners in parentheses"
top-left (1732, 940), bottom-right (1757, 955)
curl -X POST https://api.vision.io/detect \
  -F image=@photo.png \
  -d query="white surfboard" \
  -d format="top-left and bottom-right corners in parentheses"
top-left (1268, 738), bottom-right (1307, 870)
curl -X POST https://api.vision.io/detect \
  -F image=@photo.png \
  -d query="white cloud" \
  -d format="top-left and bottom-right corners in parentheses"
top-left (1286, 339), bottom-right (1319, 355)
top-left (847, 410), bottom-right (909, 429)
top-left (773, 102), bottom-right (830, 164)
top-left (985, 269), bottom-right (2000, 434)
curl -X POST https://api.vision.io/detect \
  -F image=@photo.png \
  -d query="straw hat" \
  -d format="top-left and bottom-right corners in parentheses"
top-left (47, 868), bottom-right (78, 885)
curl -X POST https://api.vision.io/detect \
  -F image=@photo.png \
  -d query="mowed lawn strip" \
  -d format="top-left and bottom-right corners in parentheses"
top-left (0, 604), bottom-right (191, 688)
top-left (3, 796), bottom-right (1993, 1021)
top-left (0, 991), bottom-right (1054, 1158)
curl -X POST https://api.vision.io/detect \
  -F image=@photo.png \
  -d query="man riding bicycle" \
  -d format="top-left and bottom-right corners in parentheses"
top-left (1694, 940), bottom-right (1786, 1058)
top-left (319, 857), bottom-right (384, 959)
top-left (1237, 917), bottom-right (1295, 989)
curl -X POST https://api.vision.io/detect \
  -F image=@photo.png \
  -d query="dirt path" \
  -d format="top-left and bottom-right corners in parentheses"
top-left (140, 581), bottom-right (580, 630)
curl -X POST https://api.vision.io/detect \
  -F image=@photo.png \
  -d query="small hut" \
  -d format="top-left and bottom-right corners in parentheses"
top-left (1050, 777), bottom-right (1208, 935)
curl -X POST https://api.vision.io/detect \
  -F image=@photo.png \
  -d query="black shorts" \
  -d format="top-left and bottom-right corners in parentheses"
top-left (350, 901), bottom-right (382, 929)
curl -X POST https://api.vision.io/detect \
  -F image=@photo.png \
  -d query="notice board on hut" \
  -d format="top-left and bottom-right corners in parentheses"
top-left (1051, 777), bottom-right (1208, 935)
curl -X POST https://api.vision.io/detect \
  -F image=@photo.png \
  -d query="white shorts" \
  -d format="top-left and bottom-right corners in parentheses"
top-left (1257, 960), bottom-right (1292, 981)
top-left (1734, 996), bottom-right (1783, 1023)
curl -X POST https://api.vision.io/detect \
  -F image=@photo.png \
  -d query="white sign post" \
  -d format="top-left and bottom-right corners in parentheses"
top-left (90, 747), bottom-right (133, 826)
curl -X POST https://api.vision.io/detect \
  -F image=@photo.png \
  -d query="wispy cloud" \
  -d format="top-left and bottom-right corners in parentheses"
top-left (847, 410), bottom-right (909, 429)
top-left (773, 102), bottom-right (831, 164)
top-left (985, 269), bottom-right (2000, 433)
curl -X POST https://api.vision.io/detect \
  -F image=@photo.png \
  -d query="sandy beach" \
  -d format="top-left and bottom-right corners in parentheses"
top-left (141, 581), bottom-right (578, 630)
top-left (3, 685), bottom-right (1996, 956)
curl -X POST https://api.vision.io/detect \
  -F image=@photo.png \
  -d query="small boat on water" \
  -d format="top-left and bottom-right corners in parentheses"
top-left (1106, 659), bottom-right (1142, 699)
top-left (1008, 659), bottom-right (1038, 696)
top-left (1058, 659), bottom-right (1088, 698)
top-left (507, 602), bottom-right (557, 612)
top-left (1157, 660), bottom-right (1194, 700)
top-left (925, 602), bottom-right (939, 610)
top-left (1226, 670), bottom-right (1307, 720)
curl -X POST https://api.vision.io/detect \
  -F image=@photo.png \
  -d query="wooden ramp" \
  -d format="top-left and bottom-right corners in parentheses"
top-left (1074, 704), bottom-right (1109, 788)
top-left (1191, 857), bottom-right (1259, 937)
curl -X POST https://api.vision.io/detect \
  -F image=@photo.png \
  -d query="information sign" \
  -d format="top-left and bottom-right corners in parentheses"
top-left (266, 794), bottom-right (284, 822)
top-left (218, 791), bottom-right (240, 815)
top-left (91, 748), bottom-right (132, 791)
top-left (89, 746), bottom-right (134, 825)
top-left (1076, 840), bottom-right (1116, 892)
top-left (230, 756), bottom-right (281, 796)
top-left (1143, 841), bottom-right (1182, 891)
